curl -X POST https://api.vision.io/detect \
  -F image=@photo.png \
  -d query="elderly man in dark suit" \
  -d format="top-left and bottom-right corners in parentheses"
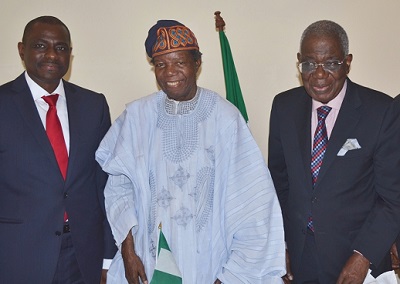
top-left (0, 16), bottom-right (116, 283)
top-left (268, 20), bottom-right (400, 283)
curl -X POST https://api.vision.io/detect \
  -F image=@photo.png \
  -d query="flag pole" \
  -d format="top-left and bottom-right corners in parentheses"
top-left (156, 222), bottom-right (161, 264)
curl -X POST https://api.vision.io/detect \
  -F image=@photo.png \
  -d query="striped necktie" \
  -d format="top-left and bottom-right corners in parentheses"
top-left (311, 105), bottom-right (332, 186)
top-left (308, 105), bottom-right (331, 231)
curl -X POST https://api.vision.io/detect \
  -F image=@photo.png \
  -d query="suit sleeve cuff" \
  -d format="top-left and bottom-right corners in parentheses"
top-left (353, 250), bottom-right (372, 264)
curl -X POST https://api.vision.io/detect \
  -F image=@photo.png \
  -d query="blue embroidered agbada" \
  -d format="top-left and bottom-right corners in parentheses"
top-left (96, 88), bottom-right (285, 283)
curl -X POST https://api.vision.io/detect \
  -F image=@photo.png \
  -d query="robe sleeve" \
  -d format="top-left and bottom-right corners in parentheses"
top-left (96, 110), bottom-right (139, 247)
top-left (215, 113), bottom-right (286, 283)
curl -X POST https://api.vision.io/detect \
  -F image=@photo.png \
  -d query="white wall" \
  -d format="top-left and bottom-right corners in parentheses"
top-left (2, 0), bottom-right (400, 159)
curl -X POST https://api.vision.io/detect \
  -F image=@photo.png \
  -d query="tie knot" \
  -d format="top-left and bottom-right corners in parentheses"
top-left (42, 94), bottom-right (59, 107)
top-left (317, 106), bottom-right (332, 121)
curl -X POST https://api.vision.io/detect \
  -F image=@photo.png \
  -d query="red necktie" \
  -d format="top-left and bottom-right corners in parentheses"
top-left (42, 94), bottom-right (68, 179)
top-left (42, 94), bottom-right (69, 222)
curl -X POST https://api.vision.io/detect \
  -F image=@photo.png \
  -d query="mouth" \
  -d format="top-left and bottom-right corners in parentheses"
top-left (41, 62), bottom-right (60, 71)
top-left (166, 80), bottom-right (183, 87)
top-left (312, 84), bottom-right (331, 93)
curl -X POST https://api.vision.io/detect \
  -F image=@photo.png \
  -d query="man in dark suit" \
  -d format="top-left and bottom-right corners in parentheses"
top-left (0, 16), bottom-right (116, 283)
top-left (268, 20), bottom-right (400, 283)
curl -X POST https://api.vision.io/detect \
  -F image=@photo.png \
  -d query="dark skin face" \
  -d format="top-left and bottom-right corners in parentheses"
top-left (297, 34), bottom-right (352, 104)
top-left (153, 50), bottom-right (201, 101)
top-left (18, 22), bottom-right (72, 94)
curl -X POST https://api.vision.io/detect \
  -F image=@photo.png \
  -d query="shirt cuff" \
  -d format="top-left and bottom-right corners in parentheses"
top-left (102, 259), bottom-right (112, 270)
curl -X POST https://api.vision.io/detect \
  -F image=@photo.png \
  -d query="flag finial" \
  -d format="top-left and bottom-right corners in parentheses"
top-left (214, 11), bottom-right (225, 32)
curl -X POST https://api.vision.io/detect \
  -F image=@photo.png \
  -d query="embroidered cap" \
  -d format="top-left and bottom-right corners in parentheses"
top-left (145, 20), bottom-right (200, 58)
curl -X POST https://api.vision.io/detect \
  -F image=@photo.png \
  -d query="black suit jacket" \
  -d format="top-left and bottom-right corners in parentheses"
top-left (0, 73), bottom-right (117, 283)
top-left (268, 79), bottom-right (400, 282)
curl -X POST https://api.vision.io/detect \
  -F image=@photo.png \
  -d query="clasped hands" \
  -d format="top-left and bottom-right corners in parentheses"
top-left (282, 249), bottom-right (370, 284)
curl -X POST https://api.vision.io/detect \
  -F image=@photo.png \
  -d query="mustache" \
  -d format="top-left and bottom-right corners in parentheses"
top-left (39, 60), bottom-right (61, 67)
top-left (41, 57), bottom-right (60, 64)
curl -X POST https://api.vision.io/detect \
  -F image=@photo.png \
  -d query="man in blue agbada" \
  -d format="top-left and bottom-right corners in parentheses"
top-left (96, 19), bottom-right (286, 284)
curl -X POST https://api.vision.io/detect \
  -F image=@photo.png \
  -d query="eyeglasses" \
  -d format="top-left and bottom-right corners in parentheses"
top-left (298, 60), bottom-right (345, 74)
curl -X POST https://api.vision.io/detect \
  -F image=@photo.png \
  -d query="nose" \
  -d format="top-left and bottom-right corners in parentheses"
top-left (312, 64), bottom-right (328, 78)
top-left (45, 47), bottom-right (57, 60)
top-left (165, 64), bottom-right (177, 75)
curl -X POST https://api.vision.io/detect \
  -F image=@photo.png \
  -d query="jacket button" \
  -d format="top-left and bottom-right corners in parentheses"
top-left (55, 231), bottom-right (62, 236)
top-left (64, 193), bottom-right (68, 199)
top-left (311, 197), bottom-right (317, 203)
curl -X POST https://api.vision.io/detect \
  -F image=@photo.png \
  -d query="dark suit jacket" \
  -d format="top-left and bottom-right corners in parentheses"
top-left (0, 73), bottom-right (117, 283)
top-left (268, 79), bottom-right (400, 283)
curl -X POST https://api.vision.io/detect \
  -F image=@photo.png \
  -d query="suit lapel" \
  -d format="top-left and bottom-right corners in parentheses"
top-left (11, 74), bottom-right (61, 170)
top-left (64, 81), bottom-right (81, 183)
top-left (295, 89), bottom-right (314, 189)
top-left (314, 80), bottom-right (362, 188)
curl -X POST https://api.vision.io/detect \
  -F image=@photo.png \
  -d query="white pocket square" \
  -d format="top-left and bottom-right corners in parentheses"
top-left (337, 138), bottom-right (361, 156)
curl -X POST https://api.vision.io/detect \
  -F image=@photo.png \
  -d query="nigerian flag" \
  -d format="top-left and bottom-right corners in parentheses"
top-left (150, 228), bottom-right (182, 284)
top-left (218, 26), bottom-right (249, 122)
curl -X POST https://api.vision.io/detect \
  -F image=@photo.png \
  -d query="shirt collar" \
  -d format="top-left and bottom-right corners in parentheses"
top-left (24, 71), bottom-right (65, 101)
top-left (164, 88), bottom-right (200, 115)
top-left (312, 79), bottom-right (347, 111)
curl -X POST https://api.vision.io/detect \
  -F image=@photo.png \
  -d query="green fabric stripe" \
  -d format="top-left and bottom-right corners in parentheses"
top-left (151, 270), bottom-right (182, 284)
top-left (158, 230), bottom-right (170, 255)
top-left (218, 30), bottom-right (249, 122)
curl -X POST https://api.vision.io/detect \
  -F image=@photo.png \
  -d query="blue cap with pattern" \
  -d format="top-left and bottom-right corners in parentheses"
top-left (145, 20), bottom-right (199, 58)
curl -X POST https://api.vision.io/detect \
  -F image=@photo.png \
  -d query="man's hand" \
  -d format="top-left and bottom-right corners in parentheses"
top-left (337, 252), bottom-right (369, 284)
top-left (121, 232), bottom-right (148, 284)
top-left (390, 242), bottom-right (400, 270)
top-left (100, 269), bottom-right (107, 284)
top-left (282, 249), bottom-right (293, 283)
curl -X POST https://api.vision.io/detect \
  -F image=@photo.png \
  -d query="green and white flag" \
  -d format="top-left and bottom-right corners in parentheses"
top-left (150, 228), bottom-right (182, 284)
top-left (218, 28), bottom-right (249, 123)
